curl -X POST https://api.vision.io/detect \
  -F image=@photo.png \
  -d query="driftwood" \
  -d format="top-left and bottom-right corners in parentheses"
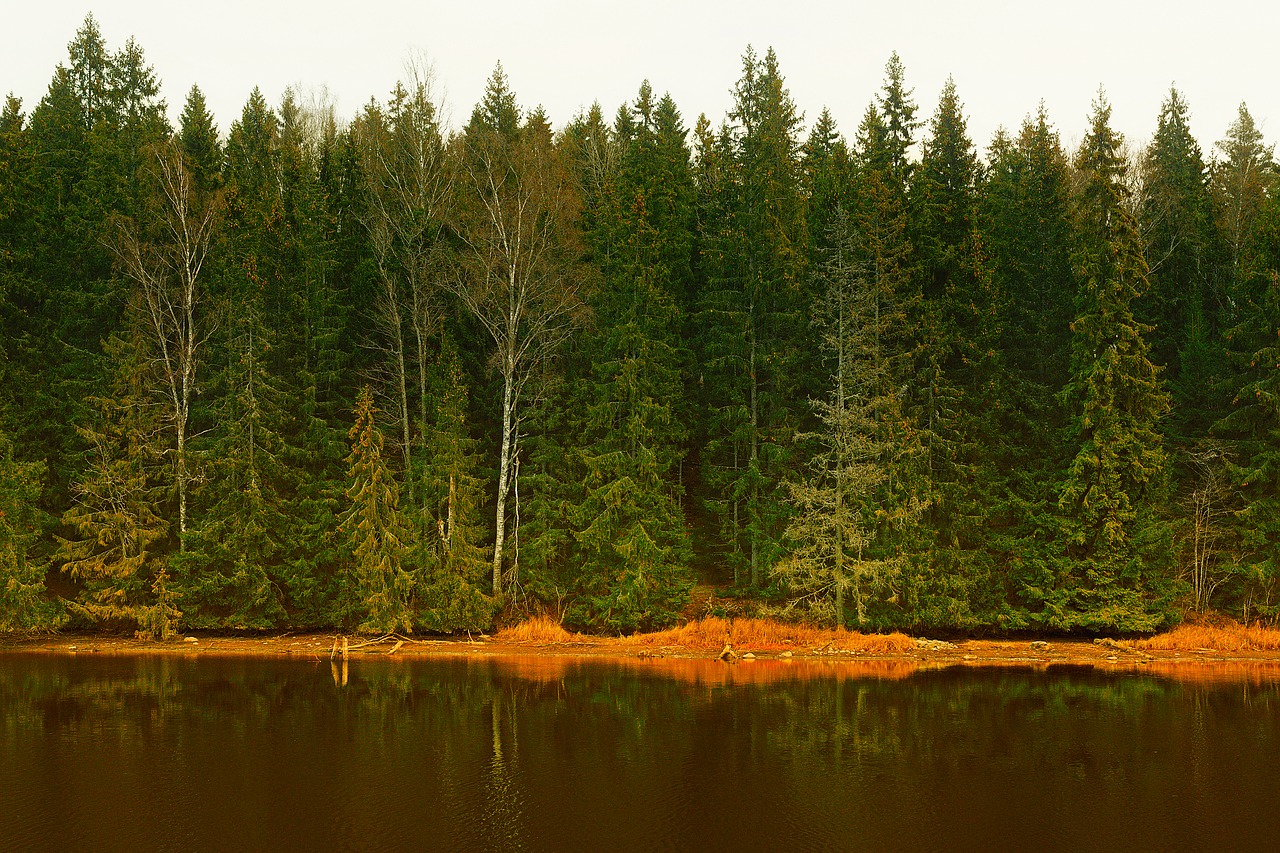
top-left (387, 639), bottom-right (405, 655)
top-left (717, 642), bottom-right (738, 662)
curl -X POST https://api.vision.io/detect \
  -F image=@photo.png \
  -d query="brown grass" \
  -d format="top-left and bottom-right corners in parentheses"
top-left (619, 616), bottom-right (916, 654)
top-left (493, 615), bottom-right (915, 654)
top-left (1136, 622), bottom-right (1280, 653)
top-left (494, 616), bottom-right (584, 645)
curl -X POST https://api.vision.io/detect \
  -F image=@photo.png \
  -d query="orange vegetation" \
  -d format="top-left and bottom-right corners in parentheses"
top-left (1136, 622), bottom-right (1280, 653)
top-left (495, 615), bottom-right (915, 655)
top-left (620, 616), bottom-right (916, 653)
top-left (494, 616), bottom-right (585, 645)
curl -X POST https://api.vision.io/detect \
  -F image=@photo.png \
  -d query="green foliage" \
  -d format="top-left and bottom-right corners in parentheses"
top-left (0, 432), bottom-right (60, 630)
top-left (414, 346), bottom-right (493, 632)
top-left (696, 46), bottom-right (807, 589)
top-left (339, 388), bottom-right (415, 633)
top-left (56, 331), bottom-right (177, 638)
top-left (6, 23), bottom-right (1280, 635)
top-left (776, 211), bottom-right (905, 627)
top-left (1052, 94), bottom-right (1172, 629)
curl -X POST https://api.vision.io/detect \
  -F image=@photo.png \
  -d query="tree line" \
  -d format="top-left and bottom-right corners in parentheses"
top-left (1, 16), bottom-right (1277, 635)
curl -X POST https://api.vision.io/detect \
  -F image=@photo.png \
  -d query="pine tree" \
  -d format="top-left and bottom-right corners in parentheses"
top-left (339, 388), bottom-right (414, 633)
top-left (1056, 93), bottom-right (1171, 630)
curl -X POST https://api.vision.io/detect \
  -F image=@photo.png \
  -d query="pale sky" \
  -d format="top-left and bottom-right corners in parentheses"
top-left (2, 1), bottom-right (1276, 159)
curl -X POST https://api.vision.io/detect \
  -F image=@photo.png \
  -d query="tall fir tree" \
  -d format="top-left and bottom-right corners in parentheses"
top-left (776, 210), bottom-right (899, 626)
top-left (57, 329), bottom-right (177, 638)
top-left (565, 82), bottom-right (696, 630)
top-left (340, 388), bottom-right (414, 633)
top-left (1139, 88), bottom-right (1223, 436)
top-left (980, 107), bottom-right (1077, 627)
top-left (1055, 93), bottom-right (1171, 631)
top-left (0, 431), bottom-right (59, 630)
top-left (696, 46), bottom-right (807, 589)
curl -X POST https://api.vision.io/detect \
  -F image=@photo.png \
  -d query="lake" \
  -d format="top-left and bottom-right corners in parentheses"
top-left (2, 653), bottom-right (1279, 851)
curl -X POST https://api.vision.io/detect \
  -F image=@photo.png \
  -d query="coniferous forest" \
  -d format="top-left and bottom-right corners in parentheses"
top-left (1, 16), bottom-right (1278, 637)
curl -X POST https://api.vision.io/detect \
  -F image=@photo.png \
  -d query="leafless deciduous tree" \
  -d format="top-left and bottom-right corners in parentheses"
top-left (452, 123), bottom-right (590, 596)
top-left (356, 61), bottom-right (453, 475)
top-left (110, 139), bottom-right (221, 547)
top-left (1184, 444), bottom-right (1233, 612)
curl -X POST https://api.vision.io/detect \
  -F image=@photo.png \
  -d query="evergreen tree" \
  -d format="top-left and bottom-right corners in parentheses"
top-left (565, 82), bottom-right (696, 630)
top-left (1056, 94), bottom-right (1171, 631)
top-left (415, 342), bottom-right (492, 632)
top-left (980, 107), bottom-right (1077, 627)
top-left (179, 85), bottom-right (222, 192)
top-left (339, 388), bottom-right (414, 633)
top-left (57, 330), bottom-right (177, 639)
top-left (697, 46), bottom-right (806, 589)
top-left (1139, 88), bottom-right (1222, 435)
top-left (1214, 183), bottom-right (1280, 619)
top-left (903, 77), bottom-right (1003, 627)
top-left (1212, 103), bottom-right (1274, 285)
top-left (776, 210), bottom-right (898, 626)
top-left (0, 431), bottom-right (59, 630)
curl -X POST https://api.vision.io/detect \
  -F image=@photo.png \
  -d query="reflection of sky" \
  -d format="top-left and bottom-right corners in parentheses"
top-left (4, 1), bottom-right (1275, 156)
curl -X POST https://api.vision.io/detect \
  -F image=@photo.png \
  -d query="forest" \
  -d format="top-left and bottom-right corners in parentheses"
top-left (0, 15), bottom-right (1276, 637)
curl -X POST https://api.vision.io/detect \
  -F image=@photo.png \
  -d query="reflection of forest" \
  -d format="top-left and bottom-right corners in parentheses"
top-left (3, 656), bottom-right (1280, 850)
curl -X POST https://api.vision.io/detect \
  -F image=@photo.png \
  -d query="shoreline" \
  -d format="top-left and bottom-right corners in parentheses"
top-left (6, 632), bottom-right (1280, 671)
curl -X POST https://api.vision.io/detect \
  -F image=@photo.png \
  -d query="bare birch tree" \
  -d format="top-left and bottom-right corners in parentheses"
top-left (356, 61), bottom-right (453, 476)
top-left (452, 113), bottom-right (589, 597)
top-left (110, 138), bottom-right (221, 548)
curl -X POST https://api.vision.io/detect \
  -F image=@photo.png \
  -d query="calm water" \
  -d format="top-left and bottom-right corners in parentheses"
top-left (2, 653), bottom-right (1280, 851)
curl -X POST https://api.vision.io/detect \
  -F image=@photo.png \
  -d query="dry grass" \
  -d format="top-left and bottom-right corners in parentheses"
top-left (494, 616), bottom-right (584, 645)
top-left (1136, 622), bottom-right (1280, 653)
top-left (619, 616), bottom-right (916, 654)
top-left (493, 615), bottom-right (915, 654)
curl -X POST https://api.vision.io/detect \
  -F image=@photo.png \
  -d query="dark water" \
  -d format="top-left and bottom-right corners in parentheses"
top-left (2, 654), bottom-right (1280, 851)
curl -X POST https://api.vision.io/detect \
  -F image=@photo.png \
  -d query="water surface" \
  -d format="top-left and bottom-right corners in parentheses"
top-left (2, 653), bottom-right (1279, 851)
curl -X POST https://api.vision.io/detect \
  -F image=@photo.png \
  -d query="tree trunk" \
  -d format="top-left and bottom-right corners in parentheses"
top-left (492, 365), bottom-right (516, 596)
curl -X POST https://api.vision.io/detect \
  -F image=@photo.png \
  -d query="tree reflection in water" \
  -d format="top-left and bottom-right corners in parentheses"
top-left (2, 654), bottom-right (1280, 850)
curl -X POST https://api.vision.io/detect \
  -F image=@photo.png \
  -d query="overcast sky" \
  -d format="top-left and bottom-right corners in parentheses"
top-left (3, 1), bottom-right (1275, 158)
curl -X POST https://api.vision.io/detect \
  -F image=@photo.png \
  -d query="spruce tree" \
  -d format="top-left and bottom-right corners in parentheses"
top-left (904, 77), bottom-right (1004, 627)
top-left (0, 431), bottom-right (59, 630)
top-left (1056, 94), bottom-right (1171, 630)
top-left (697, 46), bottom-right (806, 589)
top-left (416, 344), bottom-right (492, 632)
top-left (564, 82), bottom-right (697, 630)
top-left (1140, 88), bottom-right (1223, 435)
top-left (981, 108), bottom-right (1077, 626)
top-left (57, 330), bottom-right (177, 638)
top-left (340, 388), bottom-right (414, 633)
top-left (776, 210), bottom-right (898, 626)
